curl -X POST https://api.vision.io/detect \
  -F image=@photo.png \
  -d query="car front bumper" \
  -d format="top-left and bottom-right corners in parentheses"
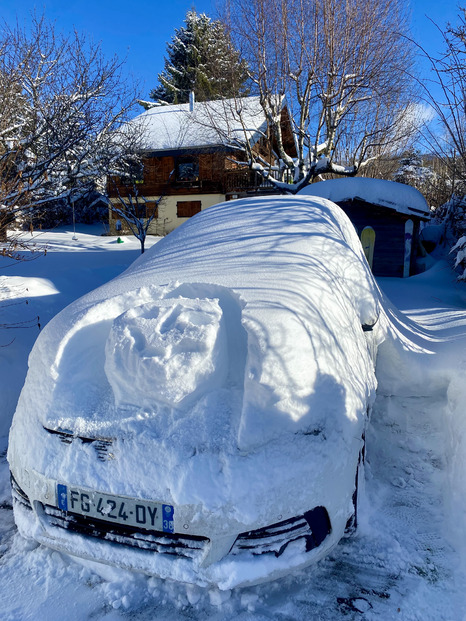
top-left (10, 469), bottom-right (336, 589)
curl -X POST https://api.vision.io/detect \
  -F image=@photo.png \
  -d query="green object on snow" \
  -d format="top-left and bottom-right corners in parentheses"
top-left (117, 237), bottom-right (124, 243)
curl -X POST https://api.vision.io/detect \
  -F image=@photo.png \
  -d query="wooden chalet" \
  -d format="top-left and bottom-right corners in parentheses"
top-left (108, 96), bottom-right (297, 235)
top-left (300, 178), bottom-right (431, 278)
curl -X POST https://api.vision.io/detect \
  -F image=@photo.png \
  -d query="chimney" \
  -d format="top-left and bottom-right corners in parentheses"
top-left (189, 91), bottom-right (195, 112)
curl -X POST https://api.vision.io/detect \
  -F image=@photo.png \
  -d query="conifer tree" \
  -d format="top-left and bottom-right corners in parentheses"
top-left (394, 149), bottom-right (435, 190)
top-left (149, 10), bottom-right (248, 105)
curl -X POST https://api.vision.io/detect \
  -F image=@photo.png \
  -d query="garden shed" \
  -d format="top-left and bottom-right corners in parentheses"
top-left (299, 178), bottom-right (431, 277)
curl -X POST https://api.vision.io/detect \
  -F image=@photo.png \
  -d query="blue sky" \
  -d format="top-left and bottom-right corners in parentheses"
top-left (410, 0), bottom-right (460, 58)
top-left (0, 0), bottom-right (215, 100)
top-left (0, 0), bottom-right (461, 103)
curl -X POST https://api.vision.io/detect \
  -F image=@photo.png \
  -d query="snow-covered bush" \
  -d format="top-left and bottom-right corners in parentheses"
top-left (434, 195), bottom-right (466, 278)
top-left (21, 192), bottom-right (108, 230)
top-left (451, 236), bottom-right (466, 280)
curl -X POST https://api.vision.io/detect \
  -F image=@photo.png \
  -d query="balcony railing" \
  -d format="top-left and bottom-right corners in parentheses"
top-left (224, 169), bottom-right (291, 193)
top-left (109, 167), bottom-right (294, 198)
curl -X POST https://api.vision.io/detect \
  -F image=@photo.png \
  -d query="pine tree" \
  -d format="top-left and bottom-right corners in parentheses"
top-left (149, 10), bottom-right (249, 105)
top-left (394, 149), bottom-right (435, 192)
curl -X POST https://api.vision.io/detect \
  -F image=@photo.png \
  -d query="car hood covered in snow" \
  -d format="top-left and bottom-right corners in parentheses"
top-left (9, 195), bottom-right (382, 523)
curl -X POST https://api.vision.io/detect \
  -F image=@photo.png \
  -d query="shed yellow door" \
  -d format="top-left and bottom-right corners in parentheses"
top-left (361, 226), bottom-right (376, 270)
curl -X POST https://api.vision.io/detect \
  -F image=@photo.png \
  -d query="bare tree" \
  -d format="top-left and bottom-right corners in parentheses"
top-left (0, 14), bottom-right (139, 258)
top-left (416, 9), bottom-right (466, 275)
top-left (109, 156), bottom-right (173, 254)
top-left (221, 0), bottom-right (417, 192)
top-left (110, 186), bottom-right (164, 255)
top-left (110, 193), bottom-right (160, 255)
top-left (417, 9), bottom-right (466, 189)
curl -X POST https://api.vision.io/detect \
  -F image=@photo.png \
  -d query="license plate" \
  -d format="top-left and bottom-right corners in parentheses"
top-left (56, 484), bottom-right (174, 533)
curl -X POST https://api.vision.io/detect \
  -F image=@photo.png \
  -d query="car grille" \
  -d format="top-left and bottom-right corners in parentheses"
top-left (230, 506), bottom-right (331, 557)
top-left (41, 504), bottom-right (209, 560)
top-left (10, 473), bottom-right (33, 511)
top-left (11, 472), bottom-right (330, 564)
top-left (43, 427), bottom-right (114, 462)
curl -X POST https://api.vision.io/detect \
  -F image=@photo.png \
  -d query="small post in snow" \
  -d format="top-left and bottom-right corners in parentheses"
top-left (189, 91), bottom-right (195, 112)
top-left (71, 196), bottom-right (78, 241)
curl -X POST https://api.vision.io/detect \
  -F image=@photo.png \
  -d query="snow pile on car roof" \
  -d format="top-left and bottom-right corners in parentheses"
top-left (16, 195), bottom-right (380, 444)
top-left (299, 177), bottom-right (430, 217)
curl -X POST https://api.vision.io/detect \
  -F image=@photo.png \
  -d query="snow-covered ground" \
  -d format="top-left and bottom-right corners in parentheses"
top-left (1, 224), bottom-right (466, 620)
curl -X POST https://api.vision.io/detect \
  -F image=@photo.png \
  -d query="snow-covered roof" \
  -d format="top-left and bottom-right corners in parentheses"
top-left (132, 96), bottom-right (268, 153)
top-left (299, 178), bottom-right (430, 218)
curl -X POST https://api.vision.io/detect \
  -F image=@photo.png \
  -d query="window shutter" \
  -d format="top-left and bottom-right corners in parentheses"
top-left (177, 201), bottom-right (202, 218)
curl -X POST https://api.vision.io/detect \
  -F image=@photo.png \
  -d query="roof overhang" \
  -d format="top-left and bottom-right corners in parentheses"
top-left (140, 145), bottom-right (245, 158)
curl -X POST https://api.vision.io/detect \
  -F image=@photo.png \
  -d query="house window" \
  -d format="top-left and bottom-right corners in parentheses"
top-left (176, 156), bottom-right (199, 183)
top-left (145, 202), bottom-right (158, 219)
top-left (112, 201), bottom-right (148, 220)
top-left (119, 161), bottom-right (144, 186)
top-left (177, 201), bottom-right (201, 218)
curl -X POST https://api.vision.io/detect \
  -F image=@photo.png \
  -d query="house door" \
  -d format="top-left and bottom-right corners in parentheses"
top-left (361, 226), bottom-right (376, 270)
top-left (404, 219), bottom-right (414, 278)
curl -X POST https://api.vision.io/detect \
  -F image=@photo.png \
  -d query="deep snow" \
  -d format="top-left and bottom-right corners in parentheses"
top-left (7, 196), bottom-right (383, 589)
top-left (0, 222), bottom-right (466, 619)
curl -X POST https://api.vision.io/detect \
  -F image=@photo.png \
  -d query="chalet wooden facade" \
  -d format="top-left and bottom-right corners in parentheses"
top-left (300, 178), bottom-right (431, 278)
top-left (108, 97), bottom-right (297, 235)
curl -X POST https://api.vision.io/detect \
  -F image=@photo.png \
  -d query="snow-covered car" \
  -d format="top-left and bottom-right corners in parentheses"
top-left (8, 194), bottom-right (383, 589)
